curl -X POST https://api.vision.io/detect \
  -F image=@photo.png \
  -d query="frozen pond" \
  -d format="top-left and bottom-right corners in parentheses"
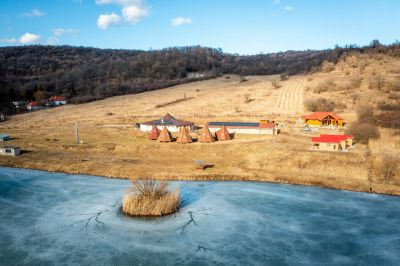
top-left (1, 167), bottom-right (400, 265)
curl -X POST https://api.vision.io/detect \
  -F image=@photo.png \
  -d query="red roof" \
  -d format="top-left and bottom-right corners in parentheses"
top-left (311, 134), bottom-right (354, 143)
top-left (301, 112), bottom-right (343, 121)
top-left (259, 122), bottom-right (276, 129)
top-left (28, 101), bottom-right (40, 106)
top-left (49, 96), bottom-right (66, 101)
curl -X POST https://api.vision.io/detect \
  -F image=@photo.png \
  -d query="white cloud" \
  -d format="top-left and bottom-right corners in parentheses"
top-left (0, 38), bottom-right (17, 44)
top-left (95, 0), bottom-right (142, 5)
top-left (95, 0), bottom-right (149, 26)
top-left (97, 13), bottom-right (121, 30)
top-left (273, 0), bottom-right (280, 4)
top-left (53, 28), bottom-right (79, 36)
top-left (284, 6), bottom-right (294, 11)
top-left (23, 8), bottom-right (46, 17)
top-left (171, 17), bottom-right (192, 26)
top-left (19, 33), bottom-right (41, 44)
top-left (122, 5), bottom-right (148, 23)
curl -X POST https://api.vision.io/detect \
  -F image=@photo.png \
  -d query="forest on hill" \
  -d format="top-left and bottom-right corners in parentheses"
top-left (1, 40), bottom-right (400, 114)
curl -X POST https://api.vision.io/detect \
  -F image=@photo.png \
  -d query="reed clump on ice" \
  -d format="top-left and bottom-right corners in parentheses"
top-left (122, 180), bottom-right (180, 216)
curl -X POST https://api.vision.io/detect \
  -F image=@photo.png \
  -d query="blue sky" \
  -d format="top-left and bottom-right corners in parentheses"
top-left (0, 0), bottom-right (399, 54)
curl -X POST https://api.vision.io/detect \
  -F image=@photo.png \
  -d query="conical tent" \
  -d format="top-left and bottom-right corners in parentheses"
top-left (148, 125), bottom-right (160, 140)
top-left (199, 124), bottom-right (215, 143)
top-left (176, 127), bottom-right (193, 144)
top-left (216, 125), bottom-right (231, 141)
top-left (157, 126), bottom-right (172, 143)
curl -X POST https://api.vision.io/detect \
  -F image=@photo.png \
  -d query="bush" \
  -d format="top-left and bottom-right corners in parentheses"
top-left (122, 180), bottom-right (180, 216)
top-left (369, 74), bottom-right (386, 90)
top-left (347, 123), bottom-right (380, 144)
top-left (350, 76), bottom-right (363, 89)
top-left (369, 150), bottom-right (400, 182)
top-left (389, 79), bottom-right (400, 92)
top-left (377, 101), bottom-right (400, 111)
top-left (304, 98), bottom-right (336, 112)
top-left (375, 110), bottom-right (400, 129)
top-left (279, 73), bottom-right (289, 81)
top-left (271, 79), bottom-right (281, 89)
top-left (314, 79), bottom-right (335, 93)
top-left (356, 104), bottom-right (375, 124)
top-left (321, 61), bottom-right (335, 72)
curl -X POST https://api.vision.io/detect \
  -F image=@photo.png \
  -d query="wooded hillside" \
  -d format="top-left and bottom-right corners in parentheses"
top-left (1, 41), bottom-right (399, 114)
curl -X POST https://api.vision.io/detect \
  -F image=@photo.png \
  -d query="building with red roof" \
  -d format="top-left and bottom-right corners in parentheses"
top-left (49, 96), bottom-right (67, 106)
top-left (27, 101), bottom-right (44, 111)
top-left (311, 134), bottom-right (354, 152)
top-left (301, 112), bottom-right (344, 127)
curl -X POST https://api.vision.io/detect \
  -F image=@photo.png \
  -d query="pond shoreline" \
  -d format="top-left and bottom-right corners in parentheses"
top-left (1, 164), bottom-right (400, 197)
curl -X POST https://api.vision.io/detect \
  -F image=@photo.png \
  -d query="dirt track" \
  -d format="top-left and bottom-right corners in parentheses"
top-left (274, 77), bottom-right (304, 115)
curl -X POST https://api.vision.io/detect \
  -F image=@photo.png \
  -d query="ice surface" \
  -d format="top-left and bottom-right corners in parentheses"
top-left (1, 167), bottom-right (400, 265)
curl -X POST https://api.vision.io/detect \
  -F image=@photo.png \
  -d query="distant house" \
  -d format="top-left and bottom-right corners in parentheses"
top-left (301, 112), bottom-right (344, 127)
top-left (49, 96), bottom-right (67, 106)
top-left (140, 113), bottom-right (194, 133)
top-left (12, 101), bottom-right (27, 110)
top-left (0, 113), bottom-right (4, 122)
top-left (311, 134), bottom-right (354, 152)
top-left (0, 134), bottom-right (10, 142)
top-left (0, 146), bottom-right (21, 156)
top-left (27, 101), bottom-right (44, 111)
top-left (208, 120), bottom-right (279, 135)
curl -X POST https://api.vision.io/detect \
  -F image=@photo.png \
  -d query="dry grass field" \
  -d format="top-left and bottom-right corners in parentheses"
top-left (1, 53), bottom-right (399, 195)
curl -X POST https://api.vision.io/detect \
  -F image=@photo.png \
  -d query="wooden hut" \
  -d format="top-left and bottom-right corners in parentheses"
top-left (199, 124), bottom-right (215, 143)
top-left (148, 125), bottom-right (160, 140)
top-left (176, 127), bottom-right (193, 144)
top-left (157, 127), bottom-right (173, 143)
top-left (216, 125), bottom-right (231, 141)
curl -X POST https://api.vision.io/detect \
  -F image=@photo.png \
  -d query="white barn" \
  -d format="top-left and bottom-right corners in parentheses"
top-left (208, 121), bottom-right (279, 135)
top-left (139, 113), bottom-right (194, 133)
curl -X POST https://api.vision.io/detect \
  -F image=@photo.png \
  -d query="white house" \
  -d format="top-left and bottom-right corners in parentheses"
top-left (0, 146), bottom-right (21, 156)
top-left (139, 113), bottom-right (194, 133)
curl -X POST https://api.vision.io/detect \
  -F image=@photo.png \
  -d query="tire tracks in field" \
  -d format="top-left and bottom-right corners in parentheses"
top-left (274, 76), bottom-right (304, 115)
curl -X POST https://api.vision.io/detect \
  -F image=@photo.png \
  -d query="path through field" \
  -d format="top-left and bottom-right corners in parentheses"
top-left (274, 76), bottom-right (305, 115)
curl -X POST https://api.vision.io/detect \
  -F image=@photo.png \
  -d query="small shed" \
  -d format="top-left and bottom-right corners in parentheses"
top-left (0, 134), bottom-right (10, 142)
top-left (157, 127), bottom-right (173, 143)
top-left (148, 125), bottom-right (161, 140)
top-left (176, 127), bottom-right (193, 144)
top-left (199, 124), bottom-right (215, 143)
top-left (0, 146), bottom-right (21, 156)
top-left (216, 125), bottom-right (231, 141)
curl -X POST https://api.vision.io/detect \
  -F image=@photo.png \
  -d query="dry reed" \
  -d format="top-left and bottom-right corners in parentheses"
top-left (122, 180), bottom-right (180, 216)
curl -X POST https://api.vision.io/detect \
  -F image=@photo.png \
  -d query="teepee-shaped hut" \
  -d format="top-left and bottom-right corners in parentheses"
top-left (157, 126), bottom-right (173, 143)
top-left (199, 124), bottom-right (215, 143)
top-left (176, 127), bottom-right (193, 144)
top-left (148, 125), bottom-right (160, 140)
top-left (216, 125), bottom-right (231, 141)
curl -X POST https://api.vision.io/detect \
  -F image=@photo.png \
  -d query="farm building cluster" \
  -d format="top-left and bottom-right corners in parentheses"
top-left (11, 96), bottom-right (68, 112)
top-left (138, 112), bottom-right (354, 152)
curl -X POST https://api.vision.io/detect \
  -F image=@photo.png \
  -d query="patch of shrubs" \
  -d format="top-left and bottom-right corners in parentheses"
top-left (304, 97), bottom-right (341, 112)
top-left (347, 123), bottom-right (380, 144)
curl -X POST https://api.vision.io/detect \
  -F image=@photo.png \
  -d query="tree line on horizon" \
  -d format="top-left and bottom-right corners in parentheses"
top-left (0, 40), bottom-right (399, 114)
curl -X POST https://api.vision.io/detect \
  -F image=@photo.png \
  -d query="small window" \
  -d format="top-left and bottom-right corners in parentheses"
top-left (5, 149), bottom-right (12, 153)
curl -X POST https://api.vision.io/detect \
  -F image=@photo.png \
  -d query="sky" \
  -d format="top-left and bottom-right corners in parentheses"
top-left (0, 0), bottom-right (399, 54)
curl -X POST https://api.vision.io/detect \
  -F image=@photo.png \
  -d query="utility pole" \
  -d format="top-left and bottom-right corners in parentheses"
top-left (75, 121), bottom-right (79, 145)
